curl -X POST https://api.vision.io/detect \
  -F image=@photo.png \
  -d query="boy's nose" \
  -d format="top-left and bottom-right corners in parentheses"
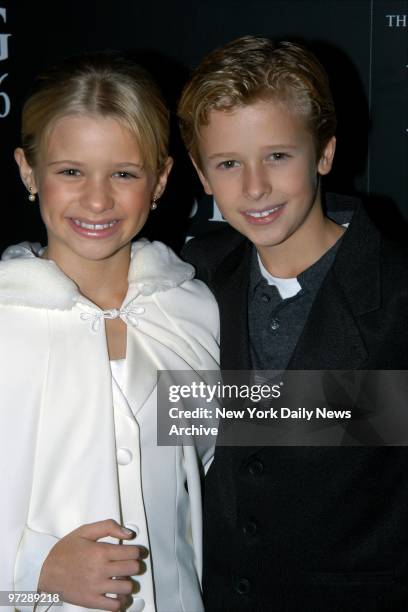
top-left (243, 165), bottom-right (271, 201)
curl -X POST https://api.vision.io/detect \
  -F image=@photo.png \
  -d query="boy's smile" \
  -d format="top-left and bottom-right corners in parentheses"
top-left (194, 100), bottom-right (339, 276)
top-left (242, 202), bottom-right (285, 224)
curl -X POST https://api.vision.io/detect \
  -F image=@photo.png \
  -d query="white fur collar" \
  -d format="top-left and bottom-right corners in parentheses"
top-left (0, 239), bottom-right (194, 310)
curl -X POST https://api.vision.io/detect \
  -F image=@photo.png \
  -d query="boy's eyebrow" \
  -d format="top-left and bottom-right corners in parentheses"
top-left (208, 145), bottom-right (299, 160)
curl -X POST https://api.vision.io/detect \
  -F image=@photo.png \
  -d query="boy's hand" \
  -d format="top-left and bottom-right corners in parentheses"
top-left (38, 519), bottom-right (145, 611)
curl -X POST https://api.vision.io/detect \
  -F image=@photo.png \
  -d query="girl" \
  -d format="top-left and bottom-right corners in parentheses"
top-left (0, 53), bottom-right (219, 612)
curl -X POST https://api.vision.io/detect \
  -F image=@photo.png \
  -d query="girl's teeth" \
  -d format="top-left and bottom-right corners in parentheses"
top-left (73, 220), bottom-right (117, 230)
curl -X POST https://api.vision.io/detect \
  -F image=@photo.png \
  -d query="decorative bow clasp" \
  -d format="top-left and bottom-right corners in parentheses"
top-left (80, 304), bottom-right (145, 332)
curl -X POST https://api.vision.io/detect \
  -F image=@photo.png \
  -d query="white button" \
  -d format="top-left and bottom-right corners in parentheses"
top-left (132, 598), bottom-right (145, 611)
top-left (125, 523), bottom-right (140, 537)
top-left (116, 448), bottom-right (133, 465)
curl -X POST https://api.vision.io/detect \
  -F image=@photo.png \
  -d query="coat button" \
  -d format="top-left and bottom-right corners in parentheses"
top-left (247, 459), bottom-right (264, 476)
top-left (117, 448), bottom-right (133, 465)
top-left (235, 577), bottom-right (251, 595)
top-left (270, 318), bottom-right (280, 331)
top-left (242, 520), bottom-right (257, 536)
top-left (132, 598), bottom-right (145, 611)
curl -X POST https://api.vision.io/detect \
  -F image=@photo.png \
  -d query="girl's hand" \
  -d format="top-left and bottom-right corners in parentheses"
top-left (38, 519), bottom-right (144, 611)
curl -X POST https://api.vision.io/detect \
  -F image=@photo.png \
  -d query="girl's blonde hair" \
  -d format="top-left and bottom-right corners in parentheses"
top-left (21, 52), bottom-right (169, 175)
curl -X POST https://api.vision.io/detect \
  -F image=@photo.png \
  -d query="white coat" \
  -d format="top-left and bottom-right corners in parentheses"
top-left (0, 239), bottom-right (220, 612)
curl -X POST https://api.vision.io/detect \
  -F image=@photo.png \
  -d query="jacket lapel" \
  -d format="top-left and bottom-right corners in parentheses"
top-left (207, 241), bottom-right (253, 521)
top-left (213, 241), bottom-right (252, 371)
top-left (289, 270), bottom-right (369, 369)
top-left (290, 204), bottom-right (381, 370)
top-left (122, 330), bottom-right (157, 417)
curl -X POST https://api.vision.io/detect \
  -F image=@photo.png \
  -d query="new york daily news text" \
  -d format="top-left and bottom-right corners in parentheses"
top-left (157, 370), bottom-right (408, 447)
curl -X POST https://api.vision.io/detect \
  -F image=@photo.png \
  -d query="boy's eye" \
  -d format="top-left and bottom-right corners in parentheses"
top-left (218, 160), bottom-right (240, 170)
top-left (267, 152), bottom-right (288, 162)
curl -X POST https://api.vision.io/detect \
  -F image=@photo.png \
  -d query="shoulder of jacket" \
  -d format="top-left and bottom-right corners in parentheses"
top-left (182, 226), bottom-right (247, 273)
top-left (155, 275), bottom-right (218, 311)
top-left (0, 250), bottom-right (79, 310)
top-left (128, 239), bottom-right (194, 295)
top-left (380, 236), bottom-right (408, 282)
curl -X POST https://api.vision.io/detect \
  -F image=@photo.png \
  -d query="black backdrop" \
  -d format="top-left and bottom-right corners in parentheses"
top-left (1, 0), bottom-right (407, 253)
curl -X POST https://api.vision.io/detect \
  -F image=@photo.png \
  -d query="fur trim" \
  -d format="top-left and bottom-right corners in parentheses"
top-left (128, 240), bottom-right (194, 296)
top-left (0, 239), bottom-right (194, 310)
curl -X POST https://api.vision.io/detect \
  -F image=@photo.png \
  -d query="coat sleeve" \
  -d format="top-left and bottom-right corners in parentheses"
top-left (0, 309), bottom-right (52, 608)
top-left (153, 277), bottom-right (220, 369)
top-left (14, 530), bottom-right (59, 612)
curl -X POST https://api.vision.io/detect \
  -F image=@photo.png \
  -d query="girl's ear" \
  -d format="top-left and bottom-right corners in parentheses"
top-left (14, 148), bottom-right (38, 194)
top-left (317, 136), bottom-right (336, 176)
top-left (152, 156), bottom-right (173, 201)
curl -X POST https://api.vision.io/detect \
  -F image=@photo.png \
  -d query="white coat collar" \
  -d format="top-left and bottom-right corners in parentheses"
top-left (0, 239), bottom-right (194, 310)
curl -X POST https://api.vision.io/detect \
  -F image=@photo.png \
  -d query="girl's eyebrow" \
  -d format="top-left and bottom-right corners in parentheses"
top-left (47, 160), bottom-right (144, 168)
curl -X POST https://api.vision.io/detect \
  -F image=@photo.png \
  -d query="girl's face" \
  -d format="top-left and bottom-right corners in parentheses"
top-left (15, 114), bottom-right (172, 269)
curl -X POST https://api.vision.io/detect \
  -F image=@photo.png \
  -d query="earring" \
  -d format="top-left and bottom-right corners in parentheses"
top-left (151, 197), bottom-right (158, 211)
top-left (28, 187), bottom-right (36, 202)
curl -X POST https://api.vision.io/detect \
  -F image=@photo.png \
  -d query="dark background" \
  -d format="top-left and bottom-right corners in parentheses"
top-left (1, 0), bottom-right (407, 253)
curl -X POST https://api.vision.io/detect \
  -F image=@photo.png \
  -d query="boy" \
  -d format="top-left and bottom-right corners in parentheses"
top-left (178, 36), bottom-right (408, 611)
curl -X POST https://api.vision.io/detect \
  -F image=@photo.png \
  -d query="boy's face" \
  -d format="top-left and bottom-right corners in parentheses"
top-left (193, 99), bottom-right (335, 256)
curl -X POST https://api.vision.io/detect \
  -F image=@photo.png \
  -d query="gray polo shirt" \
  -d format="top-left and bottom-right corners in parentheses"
top-left (248, 236), bottom-right (344, 371)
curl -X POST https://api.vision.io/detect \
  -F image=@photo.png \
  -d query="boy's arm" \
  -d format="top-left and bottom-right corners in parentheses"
top-left (181, 225), bottom-right (245, 283)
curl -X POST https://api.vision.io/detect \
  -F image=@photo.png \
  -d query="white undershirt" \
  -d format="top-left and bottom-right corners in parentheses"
top-left (256, 222), bottom-right (349, 300)
top-left (257, 253), bottom-right (301, 299)
top-left (110, 358), bottom-right (126, 390)
top-left (110, 358), bottom-right (155, 612)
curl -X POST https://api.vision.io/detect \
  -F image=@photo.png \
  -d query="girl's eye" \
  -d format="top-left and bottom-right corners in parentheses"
top-left (218, 160), bottom-right (240, 170)
top-left (60, 168), bottom-right (81, 176)
top-left (113, 171), bottom-right (137, 179)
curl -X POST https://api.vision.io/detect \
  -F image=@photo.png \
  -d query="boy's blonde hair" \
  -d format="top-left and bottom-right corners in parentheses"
top-left (178, 36), bottom-right (336, 165)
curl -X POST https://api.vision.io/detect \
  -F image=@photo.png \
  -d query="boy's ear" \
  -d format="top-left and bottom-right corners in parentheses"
top-left (14, 148), bottom-right (38, 193)
top-left (189, 154), bottom-right (214, 196)
top-left (317, 136), bottom-right (336, 176)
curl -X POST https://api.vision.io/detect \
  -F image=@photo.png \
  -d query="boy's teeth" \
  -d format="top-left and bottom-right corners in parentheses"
top-left (247, 206), bottom-right (280, 218)
top-left (73, 220), bottom-right (116, 230)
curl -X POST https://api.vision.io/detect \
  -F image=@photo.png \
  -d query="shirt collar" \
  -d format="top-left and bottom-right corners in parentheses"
top-left (250, 211), bottom-right (351, 299)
